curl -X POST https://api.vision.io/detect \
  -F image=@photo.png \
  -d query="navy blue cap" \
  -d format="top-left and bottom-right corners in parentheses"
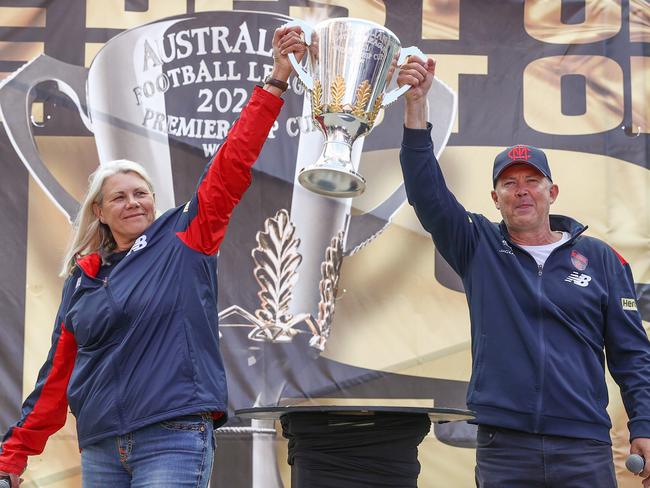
top-left (492, 145), bottom-right (552, 187)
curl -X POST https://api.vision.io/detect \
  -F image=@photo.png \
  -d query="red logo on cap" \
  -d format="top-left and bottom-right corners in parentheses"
top-left (508, 145), bottom-right (531, 162)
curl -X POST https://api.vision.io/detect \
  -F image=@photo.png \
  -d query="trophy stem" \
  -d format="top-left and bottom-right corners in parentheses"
top-left (298, 140), bottom-right (366, 198)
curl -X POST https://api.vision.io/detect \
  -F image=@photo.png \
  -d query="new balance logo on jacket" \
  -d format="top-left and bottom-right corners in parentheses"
top-left (127, 235), bottom-right (148, 255)
top-left (564, 272), bottom-right (592, 287)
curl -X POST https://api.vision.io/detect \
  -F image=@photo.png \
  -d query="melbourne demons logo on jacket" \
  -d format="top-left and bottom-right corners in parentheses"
top-left (508, 145), bottom-right (531, 161)
top-left (570, 250), bottom-right (588, 271)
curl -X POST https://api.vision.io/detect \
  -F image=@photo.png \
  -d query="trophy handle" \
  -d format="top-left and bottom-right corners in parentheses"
top-left (0, 54), bottom-right (91, 222)
top-left (284, 19), bottom-right (315, 91)
top-left (381, 46), bottom-right (427, 107)
top-left (345, 76), bottom-right (457, 256)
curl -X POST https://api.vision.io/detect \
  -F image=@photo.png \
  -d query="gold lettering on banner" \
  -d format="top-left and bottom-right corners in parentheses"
top-left (84, 43), bottom-right (104, 68)
top-left (290, 0), bottom-right (386, 26)
top-left (0, 22), bottom-right (22, 100)
top-left (630, 0), bottom-right (650, 42)
top-left (0, 40), bottom-right (45, 124)
top-left (422, 0), bottom-right (460, 40)
top-left (85, 0), bottom-right (186, 29)
top-left (430, 54), bottom-right (488, 133)
top-left (195, 0), bottom-right (234, 11)
top-left (0, 41), bottom-right (44, 82)
top-left (31, 103), bottom-right (44, 125)
top-left (630, 56), bottom-right (649, 134)
top-left (0, 41), bottom-right (44, 61)
top-left (524, 0), bottom-right (621, 44)
top-left (523, 55), bottom-right (624, 135)
top-left (0, 7), bottom-right (46, 27)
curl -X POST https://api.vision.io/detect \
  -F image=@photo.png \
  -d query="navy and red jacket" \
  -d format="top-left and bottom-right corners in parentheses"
top-left (400, 124), bottom-right (650, 443)
top-left (0, 86), bottom-right (283, 474)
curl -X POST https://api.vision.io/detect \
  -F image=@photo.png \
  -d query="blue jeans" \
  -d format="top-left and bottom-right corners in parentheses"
top-left (81, 414), bottom-right (215, 488)
top-left (475, 425), bottom-right (617, 488)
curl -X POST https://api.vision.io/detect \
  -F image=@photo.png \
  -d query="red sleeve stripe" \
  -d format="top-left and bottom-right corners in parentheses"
top-left (610, 246), bottom-right (628, 265)
top-left (179, 87), bottom-right (283, 254)
top-left (0, 323), bottom-right (77, 474)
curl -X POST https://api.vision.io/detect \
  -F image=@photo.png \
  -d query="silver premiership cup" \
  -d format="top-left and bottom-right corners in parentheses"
top-left (287, 17), bottom-right (424, 198)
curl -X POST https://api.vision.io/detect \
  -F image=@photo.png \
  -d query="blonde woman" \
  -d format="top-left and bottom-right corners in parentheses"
top-left (0, 25), bottom-right (304, 488)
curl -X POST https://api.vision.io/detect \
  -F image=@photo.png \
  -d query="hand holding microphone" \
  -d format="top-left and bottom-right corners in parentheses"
top-left (626, 453), bottom-right (645, 475)
top-left (0, 472), bottom-right (20, 488)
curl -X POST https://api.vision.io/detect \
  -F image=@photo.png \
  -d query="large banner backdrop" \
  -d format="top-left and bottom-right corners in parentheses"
top-left (0, 1), bottom-right (648, 486)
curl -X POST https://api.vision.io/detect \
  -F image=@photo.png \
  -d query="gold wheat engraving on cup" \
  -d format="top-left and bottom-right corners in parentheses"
top-left (367, 94), bottom-right (383, 127)
top-left (311, 79), bottom-right (323, 118)
top-left (352, 80), bottom-right (371, 118)
top-left (329, 75), bottom-right (345, 113)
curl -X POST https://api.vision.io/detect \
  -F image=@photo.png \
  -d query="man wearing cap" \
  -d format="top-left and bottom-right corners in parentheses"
top-left (397, 57), bottom-right (650, 487)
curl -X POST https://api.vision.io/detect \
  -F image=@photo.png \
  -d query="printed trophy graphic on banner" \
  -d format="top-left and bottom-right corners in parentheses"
top-left (0, 9), bottom-right (457, 488)
top-left (0, 4), bottom-right (458, 385)
top-left (0, 10), bottom-right (456, 357)
top-left (286, 17), bottom-right (426, 198)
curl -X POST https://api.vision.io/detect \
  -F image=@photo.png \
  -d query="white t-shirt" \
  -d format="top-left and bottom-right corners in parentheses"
top-left (520, 232), bottom-right (570, 267)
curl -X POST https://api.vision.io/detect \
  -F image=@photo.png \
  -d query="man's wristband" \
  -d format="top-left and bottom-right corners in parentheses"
top-left (263, 76), bottom-right (289, 92)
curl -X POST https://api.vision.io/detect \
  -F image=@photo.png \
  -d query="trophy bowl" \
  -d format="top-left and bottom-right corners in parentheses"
top-left (288, 17), bottom-right (423, 198)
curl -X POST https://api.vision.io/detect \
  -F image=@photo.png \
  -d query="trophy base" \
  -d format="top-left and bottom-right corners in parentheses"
top-left (298, 166), bottom-right (366, 198)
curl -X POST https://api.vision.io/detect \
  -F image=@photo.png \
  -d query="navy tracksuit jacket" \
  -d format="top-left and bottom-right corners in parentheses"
top-left (399, 124), bottom-right (650, 443)
top-left (0, 86), bottom-right (283, 474)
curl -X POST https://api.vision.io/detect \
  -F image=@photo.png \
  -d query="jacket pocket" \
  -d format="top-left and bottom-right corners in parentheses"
top-left (117, 311), bottom-right (196, 419)
top-left (476, 425), bottom-right (498, 448)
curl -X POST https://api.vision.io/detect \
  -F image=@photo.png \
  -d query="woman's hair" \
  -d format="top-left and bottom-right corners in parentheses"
top-left (60, 159), bottom-right (155, 277)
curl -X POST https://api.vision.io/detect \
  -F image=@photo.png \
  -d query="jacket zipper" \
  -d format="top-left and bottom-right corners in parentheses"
top-left (503, 232), bottom-right (585, 433)
top-left (102, 276), bottom-right (119, 314)
top-left (534, 264), bottom-right (545, 432)
top-left (76, 258), bottom-right (130, 432)
top-left (102, 276), bottom-right (127, 431)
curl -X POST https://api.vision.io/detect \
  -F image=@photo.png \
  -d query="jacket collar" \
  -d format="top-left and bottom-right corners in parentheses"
top-left (76, 253), bottom-right (101, 278)
top-left (549, 214), bottom-right (587, 237)
top-left (499, 214), bottom-right (587, 243)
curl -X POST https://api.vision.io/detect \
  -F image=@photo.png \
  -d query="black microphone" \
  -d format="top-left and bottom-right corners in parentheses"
top-left (0, 475), bottom-right (11, 488)
top-left (626, 454), bottom-right (645, 475)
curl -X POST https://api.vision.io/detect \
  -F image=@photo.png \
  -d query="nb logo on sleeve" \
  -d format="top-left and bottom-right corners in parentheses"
top-left (564, 272), bottom-right (592, 287)
top-left (127, 235), bottom-right (148, 256)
